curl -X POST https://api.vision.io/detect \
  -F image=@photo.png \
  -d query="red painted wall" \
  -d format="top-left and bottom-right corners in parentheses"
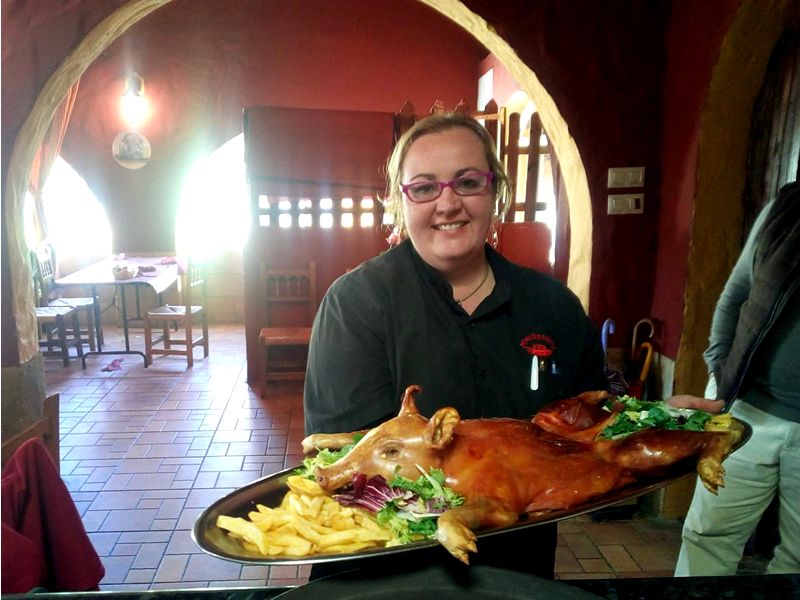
top-left (652, 0), bottom-right (740, 357)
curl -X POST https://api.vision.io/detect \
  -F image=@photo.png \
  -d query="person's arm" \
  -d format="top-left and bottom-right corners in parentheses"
top-left (703, 202), bottom-right (772, 375)
top-left (303, 275), bottom-right (397, 435)
top-left (666, 202), bottom-right (774, 410)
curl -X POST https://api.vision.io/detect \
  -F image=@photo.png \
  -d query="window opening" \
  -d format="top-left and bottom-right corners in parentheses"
top-left (176, 134), bottom-right (249, 260)
top-left (23, 156), bottom-right (112, 270)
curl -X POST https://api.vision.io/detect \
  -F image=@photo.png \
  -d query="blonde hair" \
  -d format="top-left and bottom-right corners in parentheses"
top-left (383, 112), bottom-right (512, 237)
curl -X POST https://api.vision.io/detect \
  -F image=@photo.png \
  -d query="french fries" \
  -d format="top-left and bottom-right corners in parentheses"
top-left (216, 475), bottom-right (392, 557)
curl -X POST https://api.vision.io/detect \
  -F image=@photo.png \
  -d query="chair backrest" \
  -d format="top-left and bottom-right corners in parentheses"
top-left (495, 221), bottom-right (553, 273)
top-left (29, 243), bottom-right (57, 306)
top-left (261, 262), bottom-right (318, 327)
top-left (181, 258), bottom-right (208, 308)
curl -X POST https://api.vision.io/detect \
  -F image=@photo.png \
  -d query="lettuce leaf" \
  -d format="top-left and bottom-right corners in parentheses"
top-left (599, 395), bottom-right (713, 440)
top-left (293, 433), bottom-right (363, 479)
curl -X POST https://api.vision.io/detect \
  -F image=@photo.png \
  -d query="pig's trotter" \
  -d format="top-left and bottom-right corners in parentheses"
top-left (436, 513), bottom-right (477, 564)
top-left (435, 498), bottom-right (519, 564)
top-left (695, 417), bottom-right (745, 494)
top-left (697, 457), bottom-right (724, 494)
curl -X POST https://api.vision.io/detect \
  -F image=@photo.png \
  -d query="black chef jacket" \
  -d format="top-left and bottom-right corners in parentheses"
top-left (304, 240), bottom-right (607, 435)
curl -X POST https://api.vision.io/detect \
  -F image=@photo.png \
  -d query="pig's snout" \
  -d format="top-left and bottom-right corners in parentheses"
top-left (314, 465), bottom-right (348, 492)
top-left (314, 469), bottom-right (331, 490)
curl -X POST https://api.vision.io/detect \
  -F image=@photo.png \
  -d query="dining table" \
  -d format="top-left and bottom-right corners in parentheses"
top-left (54, 255), bottom-right (181, 368)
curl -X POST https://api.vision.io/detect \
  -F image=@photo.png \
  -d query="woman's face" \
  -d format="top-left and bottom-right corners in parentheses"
top-left (401, 127), bottom-right (493, 273)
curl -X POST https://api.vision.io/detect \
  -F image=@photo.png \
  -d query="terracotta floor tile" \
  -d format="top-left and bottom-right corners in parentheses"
top-left (578, 558), bottom-right (613, 573)
top-left (582, 520), bottom-right (648, 546)
top-left (183, 553), bottom-right (241, 582)
top-left (153, 554), bottom-right (189, 583)
top-left (125, 569), bottom-right (157, 584)
top-left (599, 544), bottom-right (641, 572)
top-left (625, 542), bottom-right (681, 571)
top-left (561, 532), bottom-right (602, 559)
top-left (89, 490), bottom-right (146, 510)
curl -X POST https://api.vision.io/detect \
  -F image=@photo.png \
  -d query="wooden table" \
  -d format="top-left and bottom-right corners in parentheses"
top-left (55, 256), bottom-right (180, 367)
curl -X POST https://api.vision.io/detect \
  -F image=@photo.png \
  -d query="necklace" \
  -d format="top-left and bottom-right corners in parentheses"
top-left (455, 265), bottom-right (491, 306)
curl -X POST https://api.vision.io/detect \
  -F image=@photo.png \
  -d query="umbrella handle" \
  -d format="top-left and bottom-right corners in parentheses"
top-left (631, 318), bottom-right (655, 358)
top-left (637, 342), bottom-right (654, 382)
top-left (601, 319), bottom-right (615, 354)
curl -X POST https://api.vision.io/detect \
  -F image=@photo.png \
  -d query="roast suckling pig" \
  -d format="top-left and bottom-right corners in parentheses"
top-left (301, 385), bottom-right (746, 563)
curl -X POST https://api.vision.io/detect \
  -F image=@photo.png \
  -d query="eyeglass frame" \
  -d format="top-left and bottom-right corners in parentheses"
top-left (399, 171), bottom-right (494, 203)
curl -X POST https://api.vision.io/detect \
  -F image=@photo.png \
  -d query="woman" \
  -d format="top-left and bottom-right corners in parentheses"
top-left (304, 112), bottom-right (608, 577)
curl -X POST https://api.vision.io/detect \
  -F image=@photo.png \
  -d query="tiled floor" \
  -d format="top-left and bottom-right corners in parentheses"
top-left (45, 324), bottom-right (694, 591)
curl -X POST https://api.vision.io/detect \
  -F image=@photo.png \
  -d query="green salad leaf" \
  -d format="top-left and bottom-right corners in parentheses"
top-left (389, 467), bottom-right (464, 510)
top-left (599, 395), bottom-right (712, 440)
top-left (294, 433), bottom-right (363, 479)
top-left (369, 467), bottom-right (463, 545)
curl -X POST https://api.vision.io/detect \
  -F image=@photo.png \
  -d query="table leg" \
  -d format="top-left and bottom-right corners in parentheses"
top-left (120, 284), bottom-right (131, 351)
top-left (92, 285), bottom-right (104, 351)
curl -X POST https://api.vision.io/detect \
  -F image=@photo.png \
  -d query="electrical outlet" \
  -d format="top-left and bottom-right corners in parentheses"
top-left (607, 193), bottom-right (644, 214)
top-left (608, 167), bottom-right (645, 188)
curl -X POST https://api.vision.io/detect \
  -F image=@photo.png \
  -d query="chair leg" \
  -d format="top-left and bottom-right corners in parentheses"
top-left (55, 314), bottom-right (70, 367)
top-left (144, 317), bottom-right (153, 366)
top-left (163, 323), bottom-right (171, 349)
top-left (261, 345), bottom-right (268, 399)
top-left (45, 324), bottom-right (55, 353)
top-left (185, 318), bottom-right (193, 368)
top-left (84, 309), bottom-right (96, 352)
top-left (202, 314), bottom-right (209, 358)
top-left (71, 312), bottom-right (84, 358)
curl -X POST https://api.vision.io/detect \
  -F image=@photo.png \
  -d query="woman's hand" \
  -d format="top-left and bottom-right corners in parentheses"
top-left (666, 394), bottom-right (725, 414)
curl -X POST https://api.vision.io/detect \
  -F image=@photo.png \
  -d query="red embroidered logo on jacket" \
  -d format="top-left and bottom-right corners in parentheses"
top-left (520, 332), bottom-right (555, 357)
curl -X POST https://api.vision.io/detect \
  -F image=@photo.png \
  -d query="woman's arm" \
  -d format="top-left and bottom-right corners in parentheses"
top-left (303, 275), bottom-right (396, 435)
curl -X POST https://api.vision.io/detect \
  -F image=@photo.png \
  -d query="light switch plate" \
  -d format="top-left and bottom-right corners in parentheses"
top-left (608, 167), bottom-right (645, 188)
top-left (607, 193), bottom-right (644, 214)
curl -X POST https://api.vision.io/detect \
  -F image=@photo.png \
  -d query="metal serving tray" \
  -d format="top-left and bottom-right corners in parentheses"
top-left (193, 423), bottom-right (750, 566)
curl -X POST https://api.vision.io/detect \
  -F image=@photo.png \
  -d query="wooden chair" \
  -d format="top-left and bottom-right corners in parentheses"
top-left (1, 394), bottom-right (60, 474)
top-left (31, 243), bottom-right (98, 351)
top-left (35, 305), bottom-right (83, 367)
top-left (259, 262), bottom-right (317, 397)
top-left (143, 258), bottom-right (209, 367)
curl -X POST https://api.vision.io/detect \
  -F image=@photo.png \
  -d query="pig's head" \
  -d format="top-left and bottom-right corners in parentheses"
top-left (314, 385), bottom-right (460, 492)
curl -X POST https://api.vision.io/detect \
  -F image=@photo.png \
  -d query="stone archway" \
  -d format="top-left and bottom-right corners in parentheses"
top-left (4, 0), bottom-right (594, 365)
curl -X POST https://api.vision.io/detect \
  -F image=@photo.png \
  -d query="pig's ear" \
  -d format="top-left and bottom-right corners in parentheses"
top-left (425, 408), bottom-right (460, 449)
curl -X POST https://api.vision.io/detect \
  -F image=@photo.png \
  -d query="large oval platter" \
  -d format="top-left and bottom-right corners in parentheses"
top-left (193, 422), bottom-right (750, 566)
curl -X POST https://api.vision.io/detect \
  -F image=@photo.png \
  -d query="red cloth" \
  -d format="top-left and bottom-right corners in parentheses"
top-left (1, 438), bottom-right (105, 593)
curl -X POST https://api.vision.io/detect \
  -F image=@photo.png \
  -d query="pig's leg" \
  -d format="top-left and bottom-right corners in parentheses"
top-left (696, 419), bottom-right (746, 493)
top-left (301, 430), bottom-right (369, 454)
top-left (595, 420), bottom-right (746, 494)
top-left (436, 498), bottom-right (519, 564)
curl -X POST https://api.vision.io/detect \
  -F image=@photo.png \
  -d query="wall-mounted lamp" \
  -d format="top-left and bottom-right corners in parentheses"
top-left (120, 72), bottom-right (149, 128)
